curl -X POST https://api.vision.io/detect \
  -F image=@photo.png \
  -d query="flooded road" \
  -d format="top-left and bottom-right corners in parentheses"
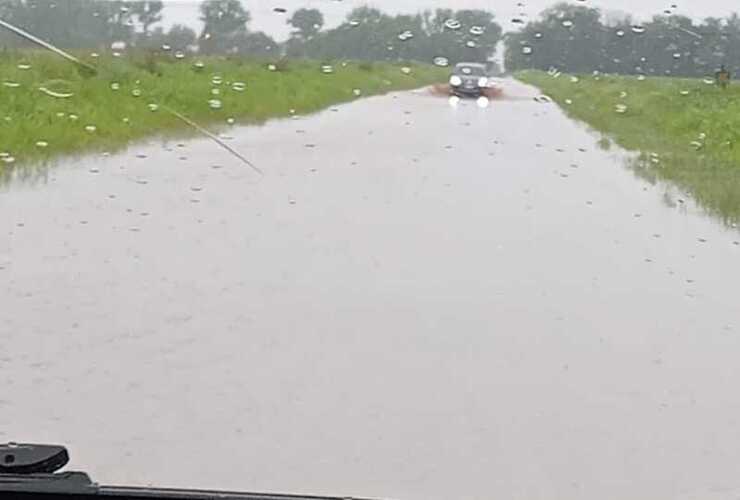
top-left (2, 79), bottom-right (740, 500)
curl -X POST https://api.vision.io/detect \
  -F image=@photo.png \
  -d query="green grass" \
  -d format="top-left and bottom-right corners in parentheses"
top-left (518, 70), bottom-right (740, 224)
top-left (0, 51), bottom-right (446, 174)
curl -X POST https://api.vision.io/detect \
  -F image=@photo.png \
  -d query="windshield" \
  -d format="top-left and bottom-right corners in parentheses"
top-left (3, 1), bottom-right (740, 500)
top-left (456, 64), bottom-right (486, 76)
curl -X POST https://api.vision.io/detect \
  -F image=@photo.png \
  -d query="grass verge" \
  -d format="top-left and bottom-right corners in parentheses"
top-left (518, 70), bottom-right (740, 224)
top-left (0, 52), bottom-right (446, 174)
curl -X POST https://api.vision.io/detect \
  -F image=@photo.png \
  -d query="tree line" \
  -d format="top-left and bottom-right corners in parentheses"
top-left (505, 2), bottom-right (740, 78)
top-left (0, 0), bottom-right (503, 67)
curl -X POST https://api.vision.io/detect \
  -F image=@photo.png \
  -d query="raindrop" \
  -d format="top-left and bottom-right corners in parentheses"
top-left (615, 104), bottom-right (628, 114)
top-left (444, 19), bottom-right (461, 30)
top-left (226, 117), bottom-right (235, 125)
top-left (401, 66), bottom-right (412, 75)
top-left (570, 76), bottom-right (580, 83)
top-left (68, 114), bottom-right (79, 121)
top-left (703, 77), bottom-right (715, 85)
top-left (398, 30), bottom-right (413, 41)
top-left (522, 46), bottom-right (533, 55)
top-left (90, 52), bottom-right (99, 58)
top-left (679, 89), bottom-right (690, 96)
top-left (562, 20), bottom-right (574, 28)
top-left (84, 125), bottom-right (97, 133)
top-left (534, 32), bottom-right (543, 39)
top-left (208, 99), bottom-right (223, 110)
top-left (147, 103), bottom-right (159, 112)
top-left (637, 75), bottom-right (646, 81)
top-left (631, 25), bottom-right (646, 34)
top-left (673, 53), bottom-right (681, 59)
top-left (111, 40), bottom-right (126, 51)
top-left (193, 61), bottom-right (205, 70)
top-left (174, 51), bottom-right (185, 60)
top-left (231, 81), bottom-right (246, 92)
top-left (131, 89), bottom-right (142, 97)
top-left (470, 26), bottom-right (485, 36)
top-left (2, 81), bottom-right (20, 88)
top-left (110, 82), bottom-right (120, 91)
top-left (39, 87), bottom-right (74, 99)
top-left (17, 63), bottom-right (31, 70)
top-left (353, 88), bottom-right (362, 96)
top-left (211, 88), bottom-right (221, 96)
top-left (466, 40), bottom-right (476, 48)
top-left (211, 75), bottom-right (223, 85)
top-left (267, 64), bottom-right (277, 71)
top-left (161, 44), bottom-right (171, 51)
top-left (616, 30), bottom-right (625, 37)
top-left (1, 155), bottom-right (16, 164)
top-left (35, 141), bottom-right (48, 148)
top-left (349, 20), bottom-right (360, 27)
top-left (321, 64), bottom-right (334, 74)
top-left (433, 56), bottom-right (450, 67)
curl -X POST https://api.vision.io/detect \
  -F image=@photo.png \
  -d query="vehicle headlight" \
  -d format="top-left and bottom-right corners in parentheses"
top-left (449, 75), bottom-right (462, 86)
top-left (478, 77), bottom-right (489, 87)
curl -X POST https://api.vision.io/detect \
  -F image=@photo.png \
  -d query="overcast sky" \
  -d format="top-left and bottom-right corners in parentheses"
top-left (160, 0), bottom-right (740, 40)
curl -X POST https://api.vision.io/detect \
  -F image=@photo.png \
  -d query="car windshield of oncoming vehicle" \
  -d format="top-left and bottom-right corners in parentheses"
top-left (457, 65), bottom-right (486, 76)
top-left (3, 1), bottom-right (740, 500)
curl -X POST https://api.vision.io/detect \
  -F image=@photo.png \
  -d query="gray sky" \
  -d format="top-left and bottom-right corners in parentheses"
top-left (161, 0), bottom-right (740, 40)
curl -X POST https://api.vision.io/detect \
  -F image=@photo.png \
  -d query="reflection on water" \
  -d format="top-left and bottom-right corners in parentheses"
top-left (3, 80), bottom-right (740, 500)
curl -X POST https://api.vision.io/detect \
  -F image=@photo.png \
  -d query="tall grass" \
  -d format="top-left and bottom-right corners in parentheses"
top-left (0, 51), bottom-right (446, 172)
top-left (518, 70), bottom-right (740, 224)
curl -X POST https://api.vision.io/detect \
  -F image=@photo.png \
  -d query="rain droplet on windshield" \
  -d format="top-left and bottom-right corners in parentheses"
top-left (433, 56), bottom-right (450, 67)
top-left (84, 125), bottom-right (97, 133)
top-left (208, 99), bottom-right (223, 110)
top-left (398, 30), bottom-right (414, 41)
top-left (231, 81), bottom-right (246, 92)
top-left (321, 64), bottom-right (334, 74)
top-left (444, 19), bottom-right (461, 30)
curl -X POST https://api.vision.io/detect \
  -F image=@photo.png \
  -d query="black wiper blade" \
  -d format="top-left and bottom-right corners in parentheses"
top-left (0, 444), bottom-right (373, 500)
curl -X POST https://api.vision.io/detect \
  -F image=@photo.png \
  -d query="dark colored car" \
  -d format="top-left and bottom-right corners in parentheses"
top-left (448, 62), bottom-right (490, 97)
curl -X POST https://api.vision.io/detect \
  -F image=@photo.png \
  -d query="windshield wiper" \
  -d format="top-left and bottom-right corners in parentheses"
top-left (0, 443), bottom-right (372, 500)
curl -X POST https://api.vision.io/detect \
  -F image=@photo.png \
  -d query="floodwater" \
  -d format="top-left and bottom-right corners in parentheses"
top-left (2, 79), bottom-right (740, 500)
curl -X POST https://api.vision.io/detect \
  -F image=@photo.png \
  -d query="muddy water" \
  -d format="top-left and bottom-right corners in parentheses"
top-left (2, 80), bottom-right (740, 500)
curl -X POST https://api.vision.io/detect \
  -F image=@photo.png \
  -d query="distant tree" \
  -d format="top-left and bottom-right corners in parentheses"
top-left (167, 24), bottom-right (197, 50)
top-left (233, 31), bottom-right (278, 57)
top-left (288, 8), bottom-right (324, 41)
top-left (131, 1), bottom-right (164, 35)
top-left (198, 0), bottom-right (251, 54)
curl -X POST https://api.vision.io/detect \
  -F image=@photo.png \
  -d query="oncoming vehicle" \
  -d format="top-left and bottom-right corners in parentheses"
top-left (448, 62), bottom-right (490, 97)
